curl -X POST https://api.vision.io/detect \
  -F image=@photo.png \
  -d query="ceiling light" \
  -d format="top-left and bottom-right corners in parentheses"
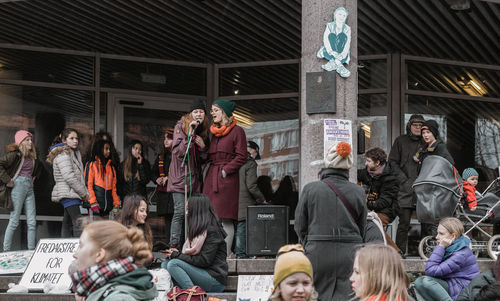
top-left (234, 90), bottom-right (239, 95)
top-left (469, 80), bottom-right (481, 91)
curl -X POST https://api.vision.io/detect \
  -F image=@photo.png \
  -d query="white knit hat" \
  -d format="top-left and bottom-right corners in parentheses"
top-left (324, 142), bottom-right (353, 169)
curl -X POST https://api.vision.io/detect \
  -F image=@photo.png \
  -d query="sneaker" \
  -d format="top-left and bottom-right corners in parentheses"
top-left (336, 65), bottom-right (351, 77)
top-left (316, 46), bottom-right (325, 58)
top-left (322, 60), bottom-right (337, 71)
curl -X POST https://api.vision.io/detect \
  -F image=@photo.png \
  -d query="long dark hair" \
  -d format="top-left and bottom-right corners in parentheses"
top-left (90, 140), bottom-right (113, 179)
top-left (115, 194), bottom-right (153, 249)
top-left (257, 175), bottom-right (274, 202)
top-left (123, 139), bottom-right (144, 182)
top-left (50, 128), bottom-right (79, 148)
top-left (85, 131), bottom-right (120, 166)
top-left (187, 194), bottom-right (220, 241)
top-left (274, 175), bottom-right (296, 206)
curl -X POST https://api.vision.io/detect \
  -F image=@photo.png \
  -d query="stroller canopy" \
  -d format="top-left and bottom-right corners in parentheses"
top-left (413, 155), bottom-right (462, 223)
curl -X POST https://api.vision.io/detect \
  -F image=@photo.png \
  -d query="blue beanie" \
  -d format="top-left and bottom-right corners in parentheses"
top-left (462, 168), bottom-right (479, 180)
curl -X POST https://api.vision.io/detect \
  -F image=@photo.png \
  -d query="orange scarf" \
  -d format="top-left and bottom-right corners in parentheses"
top-left (210, 119), bottom-right (237, 137)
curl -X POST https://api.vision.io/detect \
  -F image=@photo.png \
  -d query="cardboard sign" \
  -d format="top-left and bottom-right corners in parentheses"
top-left (0, 250), bottom-right (34, 275)
top-left (324, 119), bottom-right (352, 156)
top-left (18, 238), bottom-right (79, 291)
top-left (237, 275), bottom-right (274, 301)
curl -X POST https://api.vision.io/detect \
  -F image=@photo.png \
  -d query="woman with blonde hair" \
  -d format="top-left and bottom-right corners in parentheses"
top-left (70, 220), bottom-right (157, 300)
top-left (270, 244), bottom-right (318, 301)
top-left (0, 130), bottom-right (42, 251)
top-left (414, 217), bottom-right (479, 301)
top-left (350, 244), bottom-right (409, 301)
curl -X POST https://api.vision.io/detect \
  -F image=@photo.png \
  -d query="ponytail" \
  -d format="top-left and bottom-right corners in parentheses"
top-left (83, 220), bottom-right (152, 266)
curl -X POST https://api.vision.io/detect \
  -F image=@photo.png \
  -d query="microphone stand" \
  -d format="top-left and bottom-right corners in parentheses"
top-left (180, 125), bottom-right (195, 241)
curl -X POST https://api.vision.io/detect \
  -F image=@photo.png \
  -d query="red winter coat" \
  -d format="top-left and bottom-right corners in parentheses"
top-left (462, 181), bottom-right (477, 209)
top-left (203, 125), bottom-right (247, 220)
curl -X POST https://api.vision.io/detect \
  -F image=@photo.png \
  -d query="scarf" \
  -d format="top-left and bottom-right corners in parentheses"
top-left (443, 235), bottom-right (470, 260)
top-left (210, 118), bottom-right (237, 137)
top-left (71, 256), bottom-right (137, 297)
top-left (368, 164), bottom-right (385, 177)
top-left (182, 231), bottom-right (207, 255)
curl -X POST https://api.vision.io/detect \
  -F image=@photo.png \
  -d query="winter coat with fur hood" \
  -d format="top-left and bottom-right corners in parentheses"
top-left (47, 144), bottom-right (89, 203)
top-left (0, 144), bottom-right (42, 209)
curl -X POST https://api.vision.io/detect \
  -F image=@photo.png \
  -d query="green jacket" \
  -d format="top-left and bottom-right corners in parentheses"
top-left (456, 269), bottom-right (496, 301)
top-left (0, 144), bottom-right (41, 210)
top-left (86, 268), bottom-right (158, 301)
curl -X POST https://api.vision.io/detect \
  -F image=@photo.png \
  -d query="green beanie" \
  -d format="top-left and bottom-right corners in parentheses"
top-left (213, 99), bottom-right (236, 117)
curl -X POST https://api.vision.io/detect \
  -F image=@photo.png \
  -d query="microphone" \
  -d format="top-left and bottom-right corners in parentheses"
top-left (191, 119), bottom-right (202, 128)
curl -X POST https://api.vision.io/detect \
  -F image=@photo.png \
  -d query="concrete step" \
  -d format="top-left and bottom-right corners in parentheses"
top-left (0, 292), bottom-right (237, 301)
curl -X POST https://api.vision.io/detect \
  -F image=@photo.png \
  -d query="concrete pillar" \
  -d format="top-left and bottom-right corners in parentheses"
top-left (300, 0), bottom-right (358, 190)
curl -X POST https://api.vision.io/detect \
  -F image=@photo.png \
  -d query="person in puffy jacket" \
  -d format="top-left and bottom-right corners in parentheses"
top-left (47, 128), bottom-right (89, 238)
top-left (414, 217), bottom-right (479, 301)
top-left (85, 139), bottom-right (120, 216)
top-left (461, 168), bottom-right (479, 211)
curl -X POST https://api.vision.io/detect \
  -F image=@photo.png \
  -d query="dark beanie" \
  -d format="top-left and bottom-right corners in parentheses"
top-left (213, 99), bottom-right (236, 117)
top-left (422, 120), bottom-right (439, 138)
top-left (247, 141), bottom-right (261, 160)
top-left (190, 98), bottom-right (206, 112)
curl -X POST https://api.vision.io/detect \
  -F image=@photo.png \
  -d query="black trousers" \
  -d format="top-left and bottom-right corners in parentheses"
top-left (61, 204), bottom-right (82, 238)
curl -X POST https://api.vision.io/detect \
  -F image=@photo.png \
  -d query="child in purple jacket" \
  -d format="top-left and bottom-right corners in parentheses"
top-left (414, 217), bottom-right (480, 300)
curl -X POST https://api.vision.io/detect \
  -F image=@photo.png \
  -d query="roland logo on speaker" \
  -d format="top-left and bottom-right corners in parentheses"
top-left (257, 213), bottom-right (275, 220)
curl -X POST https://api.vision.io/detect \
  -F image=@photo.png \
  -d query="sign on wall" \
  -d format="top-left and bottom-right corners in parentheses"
top-left (306, 71), bottom-right (336, 114)
top-left (18, 238), bottom-right (79, 291)
top-left (237, 275), bottom-right (274, 301)
top-left (324, 119), bottom-right (353, 156)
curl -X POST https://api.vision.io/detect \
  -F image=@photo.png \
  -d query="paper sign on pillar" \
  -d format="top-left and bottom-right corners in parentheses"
top-left (18, 238), bottom-right (79, 291)
top-left (324, 119), bottom-right (352, 155)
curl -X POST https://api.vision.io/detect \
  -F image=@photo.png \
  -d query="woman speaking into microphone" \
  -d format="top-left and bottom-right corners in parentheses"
top-left (167, 99), bottom-right (209, 249)
top-left (204, 99), bottom-right (247, 255)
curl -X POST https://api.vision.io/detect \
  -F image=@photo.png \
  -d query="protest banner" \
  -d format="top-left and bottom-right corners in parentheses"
top-left (237, 275), bottom-right (274, 301)
top-left (0, 250), bottom-right (34, 274)
top-left (18, 238), bottom-right (79, 291)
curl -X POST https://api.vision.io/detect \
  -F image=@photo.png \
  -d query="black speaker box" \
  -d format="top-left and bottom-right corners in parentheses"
top-left (246, 205), bottom-right (289, 256)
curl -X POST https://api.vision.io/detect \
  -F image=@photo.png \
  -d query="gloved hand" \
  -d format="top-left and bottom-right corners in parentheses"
top-left (90, 204), bottom-right (100, 215)
top-left (112, 206), bottom-right (120, 215)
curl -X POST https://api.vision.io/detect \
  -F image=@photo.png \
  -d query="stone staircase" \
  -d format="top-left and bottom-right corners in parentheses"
top-left (0, 258), bottom-right (495, 300)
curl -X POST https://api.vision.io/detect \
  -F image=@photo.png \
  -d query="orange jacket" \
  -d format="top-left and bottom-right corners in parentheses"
top-left (463, 181), bottom-right (477, 209)
top-left (86, 158), bottom-right (120, 210)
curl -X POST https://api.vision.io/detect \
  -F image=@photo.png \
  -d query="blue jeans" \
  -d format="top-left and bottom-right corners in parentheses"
top-left (162, 258), bottom-right (225, 292)
top-left (170, 192), bottom-right (185, 245)
top-left (3, 176), bottom-right (37, 251)
top-left (234, 221), bottom-right (247, 258)
top-left (414, 276), bottom-right (452, 301)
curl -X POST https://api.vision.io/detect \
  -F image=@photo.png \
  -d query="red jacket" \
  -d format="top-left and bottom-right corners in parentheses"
top-left (86, 158), bottom-right (120, 211)
top-left (463, 181), bottom-right (477, 209)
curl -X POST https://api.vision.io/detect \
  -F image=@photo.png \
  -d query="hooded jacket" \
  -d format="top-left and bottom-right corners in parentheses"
top-left (86, 157), bottom-right (120, 212)
top-left (47, 144), bottom-right (89, 203)
top-left (388, 123), bottom-right (425, 208)
top-left (456, 269), bottom-right (496, 301)
top-left (85, 268), bottom-right (158, 301)
top-left (0, 143), bottom-right (42, 209)
top-left (357, 163), bottom-right (400, 221)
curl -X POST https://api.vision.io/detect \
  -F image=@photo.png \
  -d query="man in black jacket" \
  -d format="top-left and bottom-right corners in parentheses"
top-left (358, 147), bottom-right (400, 252)
top-left (389, 114), bottom-right (425, 257)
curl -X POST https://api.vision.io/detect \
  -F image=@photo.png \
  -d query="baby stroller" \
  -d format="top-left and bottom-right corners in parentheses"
top-left (414, 155), bottom-right (500, 259)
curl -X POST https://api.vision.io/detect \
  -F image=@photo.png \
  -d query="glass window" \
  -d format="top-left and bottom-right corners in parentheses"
top-left (219, 64), bottom-right (299, 96)
top-left (0, 48), bottom-right (93, 86)
top-left (100, 59), bottom-right (206, 95)
top-left (237, 97), bottom-right (299, 187)
top-left (359, 59), bottom-right (387, 89)
top-left (0, 84), bottom-right (94, 216)
top-left (407, 61), bottom-right (500, 98)
top-left (406, 95), bottom-right (500, 190)
top-left (358, 94), bottom-right (388, 169)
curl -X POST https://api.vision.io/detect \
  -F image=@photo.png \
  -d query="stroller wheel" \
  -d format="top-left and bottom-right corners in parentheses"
top-left (418, 236), bottom-right (437, 260)
top-left (487, 234), bottom-right (500, 260)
